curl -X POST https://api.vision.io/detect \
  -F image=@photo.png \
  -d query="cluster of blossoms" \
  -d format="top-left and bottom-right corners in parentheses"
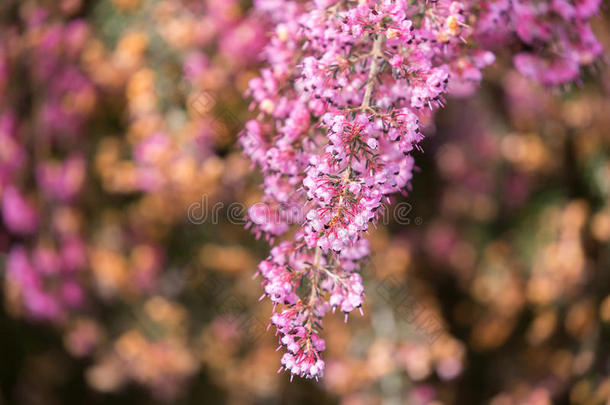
top-left (0, 0), bottom-right (267, 397)
top-left (475, 0), bottom-right (603, 85)
top-left (0, 0), bottom-right (271, 400)
top-left (241, 0), bottom-right (603, 379)
top-left (1, 11), bottom-right (93, 320)
top-left (1, 0), bottom-right (266, 323)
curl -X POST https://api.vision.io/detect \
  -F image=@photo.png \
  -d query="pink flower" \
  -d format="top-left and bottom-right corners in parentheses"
top-left (36, 155), bottom-right (85, 201)
top-left (2, 186), bottom-right (39, 235)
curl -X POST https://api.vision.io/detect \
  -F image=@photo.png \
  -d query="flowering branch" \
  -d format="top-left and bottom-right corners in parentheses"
top-left (241, 0), bottom-right (603, 380)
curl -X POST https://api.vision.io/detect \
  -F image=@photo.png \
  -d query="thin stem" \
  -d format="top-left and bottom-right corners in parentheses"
top-left (361, 34), bottom-right (384, 110)
top-left (305, 31), bottom-right (385, 318)
top-left (308, 248), bottom-right (322, 307)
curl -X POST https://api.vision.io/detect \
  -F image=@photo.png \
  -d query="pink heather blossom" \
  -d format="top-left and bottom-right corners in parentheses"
top-left (476, 0), bottom-right (603, 84)
top-left (5, 238), bottom-right (88, 321)
top-left (2, 186), bottom-right (39, 235)
top-left (36, 155), bottom-right (86, 201)
top-left (0, 112), bottom-right (25, 186)
top-left (0, 10), bottom-right (95, 323)
top-left (240, 0), bottom-right (603, 380)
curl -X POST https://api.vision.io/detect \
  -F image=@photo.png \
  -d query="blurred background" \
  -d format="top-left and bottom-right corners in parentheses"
top-left (0, 1), bottom-right (609, 404)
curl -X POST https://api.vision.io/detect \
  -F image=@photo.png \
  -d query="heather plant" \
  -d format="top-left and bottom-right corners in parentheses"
top-left (0, 0), bottom-right (609, 403)
top-left (241, 0), bottom-right (603, 380)
top-left (1, 7), bottom-right (94, 321)
top-left (0, 0), bottom-right (264, 397)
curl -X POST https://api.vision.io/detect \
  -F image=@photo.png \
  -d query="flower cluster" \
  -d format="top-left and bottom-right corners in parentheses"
top-left (0, 0), bottom-right (264, 397)
top-left (1, 12), bottom-right (92, 320)
top-left (475, 0), bottom-right (603, 85)
top-left (241, 0), bottom-right (603, 379)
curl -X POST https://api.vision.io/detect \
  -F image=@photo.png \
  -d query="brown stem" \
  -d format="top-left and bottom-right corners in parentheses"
top-left (361, 34), bottom-right (385, 110)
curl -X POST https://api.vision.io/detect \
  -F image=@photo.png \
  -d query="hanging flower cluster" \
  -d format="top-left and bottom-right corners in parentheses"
top-left (241, 0), bottom-right (603, 380)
